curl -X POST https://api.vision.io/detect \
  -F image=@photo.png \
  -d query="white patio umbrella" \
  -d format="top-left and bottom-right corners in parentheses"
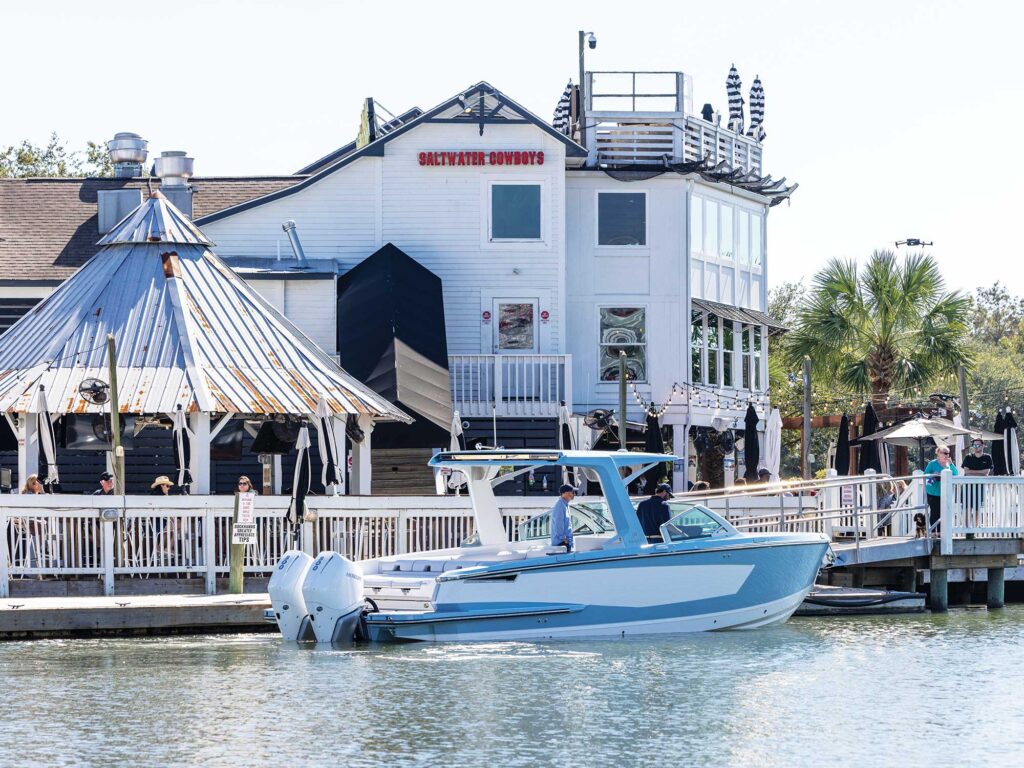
top-left (445, 410), bottom-right (467, 493)
top-left (860, 416), bottom-right (975, 449)
top-left (760, 407), bottom-right (782, 482)
top-left (314, 395), bottom-right (343, 494)
top-left (952, 412), bottom-right (966, 466)
top-left (726, 64), bottom-right (745, 133)
top-left (287, 426), bottom-right (311, 528)
top-left (35, 386), bottom-right (59, 489)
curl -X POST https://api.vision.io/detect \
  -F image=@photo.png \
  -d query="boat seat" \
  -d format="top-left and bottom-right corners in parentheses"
top-left (441, 560), bottom-right (482, 571)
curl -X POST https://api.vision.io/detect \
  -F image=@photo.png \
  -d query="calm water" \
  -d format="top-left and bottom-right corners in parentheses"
top-left (2, 608), bottom-right (1023, 767)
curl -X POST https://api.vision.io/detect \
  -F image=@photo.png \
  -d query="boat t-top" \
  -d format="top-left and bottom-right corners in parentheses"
top-left (268, 450), bottom-right (829, 643)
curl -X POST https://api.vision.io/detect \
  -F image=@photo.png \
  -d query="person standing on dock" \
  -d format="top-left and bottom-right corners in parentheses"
top-left (924, 447), bottom-right (958, 536)
top-left (960, 439), bottom-right (992, 538)
top-left (550, 484), bottom-right (576, 553)
top-left (92, 472), bottom-right (115, 495)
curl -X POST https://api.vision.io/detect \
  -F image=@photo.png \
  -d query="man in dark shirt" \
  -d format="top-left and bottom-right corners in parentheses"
top-left (636, 483), bottom-right (673, 541)
top-left (961, 439), bottom-right (992, 537)
top-left (92, 471), bottom-right (115, 495)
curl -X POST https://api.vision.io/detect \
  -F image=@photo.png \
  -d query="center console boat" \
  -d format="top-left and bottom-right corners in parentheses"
top-left (267, 450), bottom-right (829, 643)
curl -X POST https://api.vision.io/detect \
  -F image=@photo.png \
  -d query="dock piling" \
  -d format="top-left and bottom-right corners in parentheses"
top-left (930, 568), bottom-right (949, 612)
top-left (987, 568), bottom-right (1005, 609)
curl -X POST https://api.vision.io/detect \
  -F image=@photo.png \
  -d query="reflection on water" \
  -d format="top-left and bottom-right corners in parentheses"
top-left (1, 608), bottom-right (1023, 767)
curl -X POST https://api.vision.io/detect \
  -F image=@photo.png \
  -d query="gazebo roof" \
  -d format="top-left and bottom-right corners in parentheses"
top-left (0, 192), bottom-right (411, 421)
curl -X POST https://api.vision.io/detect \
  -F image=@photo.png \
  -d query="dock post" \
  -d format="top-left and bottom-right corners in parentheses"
top-left (930, 568), bottom-right (949, 612)
top-left (987, 568), bottom-right (1005, 609)
top-left (203, 505), bottom-right (216, 596)
top-left (102, 516), bottom-right (115, 597)
top-left (0, 508), bottom-right (9, 598)
top-left (939, 469), bottom-right (953, 556)
top-left (229, 492), bottom-right (243, 594)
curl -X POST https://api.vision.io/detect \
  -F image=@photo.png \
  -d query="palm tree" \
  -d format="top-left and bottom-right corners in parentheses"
top-left (785, 251), bottom-right (972, 409)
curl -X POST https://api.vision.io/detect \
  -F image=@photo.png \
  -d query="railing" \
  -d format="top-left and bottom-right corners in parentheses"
top-left (0, 495), bottom-right (548, 597)
top-left (448, 354), bottom-right (571, 418)
top-left (584, 70), bottom-right (762, 171)
top-left (943, 474), bottom-right (1024, 554)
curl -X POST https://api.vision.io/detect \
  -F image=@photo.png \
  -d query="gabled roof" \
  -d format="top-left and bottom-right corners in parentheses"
top-left (0, 192), bottom-right (411, 422)
top-left (295, 106), bottom-right (424, 175)
top-left (0, 176), bottom-right (303, 282)
top-left (196, 81), bottom-right (588, 226)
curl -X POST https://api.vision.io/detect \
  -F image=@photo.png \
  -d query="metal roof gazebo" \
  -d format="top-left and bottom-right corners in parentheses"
top-left (0, 191), bottom-right (410, 494)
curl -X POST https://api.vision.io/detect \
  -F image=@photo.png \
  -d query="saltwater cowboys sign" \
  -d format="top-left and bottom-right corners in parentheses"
top-left (418, 150), bottom-right (546, 166)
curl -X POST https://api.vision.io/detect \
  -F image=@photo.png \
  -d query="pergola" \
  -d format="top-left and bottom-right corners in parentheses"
top-left (0, 191), bottom-right (410, 494)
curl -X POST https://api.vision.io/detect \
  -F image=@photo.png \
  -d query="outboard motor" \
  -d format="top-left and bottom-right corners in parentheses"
top-left (268, 550), bottom-right (316, 642)
top-left (301, 551), bottom-right (365, 644)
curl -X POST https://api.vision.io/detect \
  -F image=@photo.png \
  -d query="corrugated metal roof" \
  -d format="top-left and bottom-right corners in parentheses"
top-left (0, 193), bottom-right (411, 422)
top-left (97, 190), bottom-right (212, 246)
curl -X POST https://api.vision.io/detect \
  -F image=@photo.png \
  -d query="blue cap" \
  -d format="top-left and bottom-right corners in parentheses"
top-left (558, 484), bottom-right (577, 495)
top-left (656, 483), bottom-right (674, 497)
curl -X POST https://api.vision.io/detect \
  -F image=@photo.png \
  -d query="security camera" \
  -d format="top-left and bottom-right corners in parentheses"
top-left (587, 32), bottom-right (597, 49)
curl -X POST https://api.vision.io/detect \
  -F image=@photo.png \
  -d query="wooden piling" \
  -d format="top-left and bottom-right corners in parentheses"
top-left (987, 568), bottom-right (1005, 609)
top-left (229, 492), bottom-right (243, 595)
top-left (930, 569), bottom-right (949, 612)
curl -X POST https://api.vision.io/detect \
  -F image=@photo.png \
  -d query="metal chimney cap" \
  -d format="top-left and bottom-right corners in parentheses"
top-left (282, 220), bottom-right (297, 232)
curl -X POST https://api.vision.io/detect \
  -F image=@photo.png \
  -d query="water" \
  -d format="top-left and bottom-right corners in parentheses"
top-left (2, 608), bottom-right (1023, 768)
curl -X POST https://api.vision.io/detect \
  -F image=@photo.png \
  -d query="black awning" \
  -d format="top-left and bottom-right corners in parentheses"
top-left (691, 298), bottom-right (788, 335)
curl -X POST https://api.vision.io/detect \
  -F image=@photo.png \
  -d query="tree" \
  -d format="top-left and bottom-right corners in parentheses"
top-left (0, 133), bottom-right (112, 178)
top-left (970, 282), bottom-right (1024, 349)
top-left (784, 251), bottom-right (972, 409)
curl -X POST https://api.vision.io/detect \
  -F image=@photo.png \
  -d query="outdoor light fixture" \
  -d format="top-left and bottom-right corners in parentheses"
top-left (586, 32), bottom-right (597, 49)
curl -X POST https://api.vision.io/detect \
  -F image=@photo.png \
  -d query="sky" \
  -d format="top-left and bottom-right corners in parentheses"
top-left (3, 0), bottom-right (1023, 294)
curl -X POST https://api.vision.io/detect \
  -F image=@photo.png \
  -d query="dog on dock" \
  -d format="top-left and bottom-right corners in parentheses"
top-left (913, 512), bottom-right (927, 538)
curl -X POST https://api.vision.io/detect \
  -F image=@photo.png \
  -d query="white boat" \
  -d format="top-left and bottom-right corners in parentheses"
top-left (267, 450), bottom-right (829, 643)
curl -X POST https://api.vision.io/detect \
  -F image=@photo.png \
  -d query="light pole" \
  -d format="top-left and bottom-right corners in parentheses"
top-left (578, 30), bottom-right (596, 149)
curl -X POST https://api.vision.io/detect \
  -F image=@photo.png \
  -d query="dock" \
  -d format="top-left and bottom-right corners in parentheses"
top-left (0, 593), bottom-right (274, 640)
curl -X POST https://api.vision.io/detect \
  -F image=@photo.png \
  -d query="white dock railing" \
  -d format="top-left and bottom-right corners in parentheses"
top-left (448, 354), bottom-right (572, 418)
top-left (0, 495), bottom-right (547, 597)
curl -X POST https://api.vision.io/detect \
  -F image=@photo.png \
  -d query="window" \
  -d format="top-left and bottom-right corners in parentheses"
top-left (706, 314), bottom-right (719, 386)
top-left (720, 205), bottom-right (734, 259)
top-left (751, 213), bottom-right (763, 266)
top-left (723, 320), bottom-right (734, 387)
top-left (690, 310), bottom-right (703, 382)
top-left (490, 184), bottom-right (541, 240)
top-left (703, 199), bottom-right (718, 256)
top-left (738, 210), bottom-right (750, 264)
top-left (742, 325), bottom-right (752, 390)
top-left (598, 192), bottom-right (646, 245)
top-left (599, 307), bottom-right (647, 381)
top-left (691, 196), bottom-right (703, 254)
top-left (753, 326), bottom-right (763, 390)
top-left (661, 504), bottom-right (727, 541)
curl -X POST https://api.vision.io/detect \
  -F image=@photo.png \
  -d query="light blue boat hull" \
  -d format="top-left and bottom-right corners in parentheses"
top-left (365, 537), bottom-right (828, 643)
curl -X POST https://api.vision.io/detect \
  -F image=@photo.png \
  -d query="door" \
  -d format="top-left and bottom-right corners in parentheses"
top-left (492, 299), bottom-right (539, 354)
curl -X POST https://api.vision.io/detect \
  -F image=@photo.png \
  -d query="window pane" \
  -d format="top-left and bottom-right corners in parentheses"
top-left (738, 210), bottom-right (750, 264)
top-left (599, 345), bottom-right (646, 382)
top-left (691, 310), bottom-right (703, 382)
top-left (497, 303), bottom-right (535, 350)
top-left (598, 193), bottom-right (646, 245)
top-left (720, 205), bottom-right (733, 259)
top-left (751, 213), bottom-right (762, 265)
top-left (600, 307), bottom-right (646, 345)
top-left (704, 200), bottom-right (718, 256)
top-left (723, 321), bottom-right (734, 387)
top-left (707, 314), bottom-right (718, 386)
top-left (691, 196), bottom-right (703, 253)
top-left (753, 327), bottom-right (762, 389)
top-left (492, 184), bottom-right (541, 239)
top-left (742, 325), bottom-right (751, 390)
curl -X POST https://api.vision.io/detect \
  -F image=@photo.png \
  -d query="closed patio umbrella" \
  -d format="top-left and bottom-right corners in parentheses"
top-left (287, 426), bottom-right (311, 530)
top-left (834, 412), bottom-right (850, 476)
top-left (743, 404), bottom-right (760, 481)
top-left (992, 412), bottom-right (1007, 476)
top-left (172, 405), bottom-right (193, 494)
top-left (858, 404), bottom-right (882, 474)
top-left (642, 413), bottom-right (666, 494)
top-left (760, 407), bottom-right (782, 482)
top-left (747, 76), bottom-right (765, 141)
top-left (445, 410), bottom-right (467, 493)
top-left (35, 386), bottom-right (59, 490)
top-left (1003, 410), bottom-right (1019, 475)
top-left (315, 395), bottom-right (343, 493)
top-left (952, 412), bottom-right (966, 466)
top-left (726, 65), bottom-right (745, 133)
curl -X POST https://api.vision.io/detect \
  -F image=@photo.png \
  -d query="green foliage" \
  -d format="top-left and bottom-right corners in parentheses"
top-left (970, 282), bottom-right (1024, 350)
top-left (0, 133), bottom-right (112, 178)
top-left (784, 250), bottom-right (972, 405)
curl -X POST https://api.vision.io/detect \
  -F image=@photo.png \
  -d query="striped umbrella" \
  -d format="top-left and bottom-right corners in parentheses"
top-left (747, 76), bottom-right (765, 141)
top-left (726, 65), bottom-right (744, 134)
top-left (552, 80), bottom-right (574, 135)
top-left (172, 405), bottom-right (193, 494)
top-left (315, 395), bottom-right (343, 493)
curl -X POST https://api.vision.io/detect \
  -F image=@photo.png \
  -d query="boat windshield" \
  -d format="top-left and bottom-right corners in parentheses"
top-left (659, 503), bottom-right (728, 542)
top-left (517, 501), bottom-right (617, 541)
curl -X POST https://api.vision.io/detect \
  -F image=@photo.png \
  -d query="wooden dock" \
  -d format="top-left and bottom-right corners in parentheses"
top-left (0, 593), bottom-right (274, 640)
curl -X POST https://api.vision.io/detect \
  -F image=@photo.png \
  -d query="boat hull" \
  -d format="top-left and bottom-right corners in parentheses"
top-left (365, 538), bottom-right (827, 643)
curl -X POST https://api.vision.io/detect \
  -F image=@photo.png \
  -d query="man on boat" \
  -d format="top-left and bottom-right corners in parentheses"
top-left (636, 483), bottom-right (673, 542)
top-left (550, 484), bottom-right (576, 553)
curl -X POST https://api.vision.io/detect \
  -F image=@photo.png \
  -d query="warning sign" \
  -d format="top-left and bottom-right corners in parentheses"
top-left (232, 492), bottom-right (257, 545)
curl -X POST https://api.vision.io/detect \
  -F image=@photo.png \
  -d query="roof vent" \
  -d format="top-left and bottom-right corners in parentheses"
top-left (282, 220), bottom-right (310, 269)
top-left (154, 151), bottom-right (194, 187)
top-left (106, 132), bottom-right (148, 178)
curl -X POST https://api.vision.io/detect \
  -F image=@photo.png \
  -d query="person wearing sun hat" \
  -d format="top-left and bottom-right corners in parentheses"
top-left (150, 475), bottom-right (175, 495)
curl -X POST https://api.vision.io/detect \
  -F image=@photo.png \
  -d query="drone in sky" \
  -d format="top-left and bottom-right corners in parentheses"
top-left (895, 238), bottom-right (933, 248)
